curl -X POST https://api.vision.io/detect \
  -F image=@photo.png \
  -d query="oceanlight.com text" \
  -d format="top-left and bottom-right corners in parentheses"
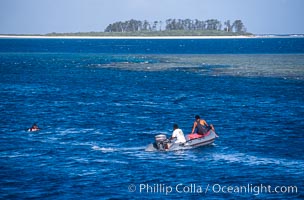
top-left (128, 183), bottom-right (298, 196)
top-left (212, 183), bottom-right (298, 195)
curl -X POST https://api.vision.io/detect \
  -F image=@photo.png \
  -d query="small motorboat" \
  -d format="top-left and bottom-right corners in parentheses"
top-left (145, 130), bottom-right (218, 152)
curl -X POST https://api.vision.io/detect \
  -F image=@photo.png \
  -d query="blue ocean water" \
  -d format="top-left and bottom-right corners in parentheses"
top-left (0, 38), bottom-right (304, 54)
top-left (0, 38), bottom-right (303, 199)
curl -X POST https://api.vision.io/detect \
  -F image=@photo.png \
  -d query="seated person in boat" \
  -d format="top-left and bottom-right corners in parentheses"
top-left (168, 124), bottom-right (186, 148)
top-left (191, 115), bottom-right (214, 135)
top-left (28, 123), bottom-right (40, 132)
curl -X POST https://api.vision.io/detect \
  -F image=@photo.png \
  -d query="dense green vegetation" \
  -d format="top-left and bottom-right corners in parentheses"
top-left (45, 29), bottom-right (251, 37)
top-left (8, 18), bottom-right (252, 37)
top-left (104, 18), bottom-right (250, 35)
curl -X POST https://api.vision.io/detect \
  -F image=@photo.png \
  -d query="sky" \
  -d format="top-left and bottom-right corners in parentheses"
top-left (0, 0), bottom-right (303, 34)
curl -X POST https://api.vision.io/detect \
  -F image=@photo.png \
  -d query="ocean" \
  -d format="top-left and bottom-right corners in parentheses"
top-left (0, 38), bottom-right (303, 199)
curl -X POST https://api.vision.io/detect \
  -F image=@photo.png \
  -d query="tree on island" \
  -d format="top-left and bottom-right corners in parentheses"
top-left (104, 18), bottom-right (247, 34)
top-left (224, 20), bottom-right (232, 32)
top-left (232, 20), bottom-right (247, 33)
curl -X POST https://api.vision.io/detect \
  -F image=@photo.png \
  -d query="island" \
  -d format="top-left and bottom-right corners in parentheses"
top-left (1, 18), bottom-right (303, 39)
top-left (46, 18), bottom-right (251, 37)
top-left (0, 18), bottom-right (254, 38)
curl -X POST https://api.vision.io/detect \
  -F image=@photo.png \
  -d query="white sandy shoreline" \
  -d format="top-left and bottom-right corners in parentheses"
top-left (0, 35), bottom-right (252, 39)
top-left (0, 35), bottom-right (302, 39)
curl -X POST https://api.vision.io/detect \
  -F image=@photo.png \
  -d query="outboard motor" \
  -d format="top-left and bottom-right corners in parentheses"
top-left (154, 134), bottom-right (168, 151)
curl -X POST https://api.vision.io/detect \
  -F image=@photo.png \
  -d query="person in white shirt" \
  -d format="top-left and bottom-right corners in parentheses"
top-left (170, 124), bottom-right (186, 144)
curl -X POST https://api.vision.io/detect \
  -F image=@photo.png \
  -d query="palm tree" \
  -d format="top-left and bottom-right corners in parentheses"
top-left (152, 21), bottom-right (158, 31)
top-left (159, 20), bottom-right (163, 31)
top-left (224, 20), bottom-right (232, 32)
top-left (142, 20), bottom-right (150, 31)
top-left (165, 19), bottom-right (173, 30)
